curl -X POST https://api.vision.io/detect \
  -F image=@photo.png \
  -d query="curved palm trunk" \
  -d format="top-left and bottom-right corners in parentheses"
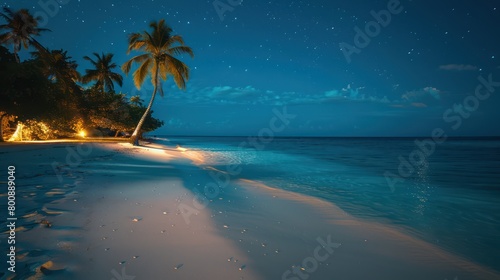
top-left (30, 37), bottom-right (49, 54)
top-left (12, 45), bottom-right (20, 63)
top-left (129, 65), bottom-right (159, 146)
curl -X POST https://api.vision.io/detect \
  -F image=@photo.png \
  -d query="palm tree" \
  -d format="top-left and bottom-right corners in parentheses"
top-left (32, 49), bottom-right (81, 94)
top-left (130, 95), bottom-right (143, 106)
top-left (122, 19), bottom-right (193, 146)
top-left (0, 8), bottom-right (48, 141)
top-left (82, 52), bottom-right (123, 93)
top-left (0, 7), bottom-right (49, 62)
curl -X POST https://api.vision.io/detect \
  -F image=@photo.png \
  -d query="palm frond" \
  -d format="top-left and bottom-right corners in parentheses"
top-left (132, 58), bottom-right (152, 89)
top-left (82, 55), bottom-right (97, 66)
top-left (81, 69), bottom-right (99, 84)
top-left (0, 32), bottom-right (11, 43)
top-left (127, 33), bottom-right (145, 53)
top-left (109, 72), bottom-right (123, 87)
top-left (166, 35), bottom-right (185, 46)
top-left (164, 55), bottom-right (189, 90)
top-left (1, 7), bottom-right (14, 19)
top-left (121, 53), bottom-right (150, 74)
top-left (169, 46), bottom-right (194, 57)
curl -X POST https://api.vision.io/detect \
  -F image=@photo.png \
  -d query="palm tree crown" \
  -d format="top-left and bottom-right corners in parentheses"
top-left (32, 49), bottom-right (81, 93)
top-left (122, 19), bottom-right (193, 145)
top-left (0, 7), bottom-right (49, 62)
top-left (82, 52), bottom-right (123, 93)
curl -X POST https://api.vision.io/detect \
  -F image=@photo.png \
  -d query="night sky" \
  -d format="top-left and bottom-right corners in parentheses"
top-left (4, 0), bottom-right (500, 136)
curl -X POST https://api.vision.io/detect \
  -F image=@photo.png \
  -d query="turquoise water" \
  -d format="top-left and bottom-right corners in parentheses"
top-left (155, 136), bottom-right (500, 272)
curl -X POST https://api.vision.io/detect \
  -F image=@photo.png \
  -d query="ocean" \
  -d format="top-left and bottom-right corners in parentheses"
top-left (154, 136), bottom-right (500, 272)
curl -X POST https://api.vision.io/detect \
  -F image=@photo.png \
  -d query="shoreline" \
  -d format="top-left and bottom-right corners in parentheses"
top-left (0, 140), bottom-right (498, 279)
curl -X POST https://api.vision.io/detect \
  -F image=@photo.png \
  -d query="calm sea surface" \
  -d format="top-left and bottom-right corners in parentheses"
top-left (156, 136), bottom-right (500, 272)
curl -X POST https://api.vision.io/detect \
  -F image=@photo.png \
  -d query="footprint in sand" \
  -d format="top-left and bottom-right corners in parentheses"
top-left (37, 260), bottom-right (67, 276)
top-left (42, 207), bottom-right (66, 216)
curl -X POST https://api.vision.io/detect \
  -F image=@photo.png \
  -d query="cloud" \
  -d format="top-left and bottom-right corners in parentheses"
top-left (324, 89), bottom-right (340, 97)
top-left (159, 82), bottom-right (440, 108)
top-left (180, 83), bottom-right (392, 106)
top-left (386, 87), bottom-right (446, 108)
top-left (321, 84), bottom-right (391, 104)
top-left (379, 96), bottom-right (391, 103)
top-left (423, 87), bottom-right (441, 99)
top-left (439, 64), bottom-right (478, 71)
top-left (175, 86), bottom-right (253, 103)
top-left (402, 87), bottom-right (441, 101)
top-left (341, 84), bottom-right (365, 99)
top-left (411, 102), bottom-right (428, 108)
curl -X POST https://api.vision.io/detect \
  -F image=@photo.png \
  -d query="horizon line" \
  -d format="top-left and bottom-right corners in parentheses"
top-left (147, 135), bottom-right (500, 139)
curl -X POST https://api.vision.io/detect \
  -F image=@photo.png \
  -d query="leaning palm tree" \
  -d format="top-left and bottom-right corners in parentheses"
top-left (122, 19), bottom-right (193, 146)
top-left (82, 52), bottom-right (123, 93)
top-left (0, 7), bottom-right (49, 62)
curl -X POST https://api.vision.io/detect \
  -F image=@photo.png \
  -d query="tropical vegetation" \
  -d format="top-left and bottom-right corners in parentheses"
top-left (0, 6), bottom-right (192, 143)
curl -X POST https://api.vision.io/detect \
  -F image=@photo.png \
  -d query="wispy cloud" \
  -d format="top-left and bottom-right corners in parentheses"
top-left (321, 84), bottom-right (389, 104)
top-left (158, 83), bottom-right (442, 108)
top-left (411, 102), bottom-right (428, 108)
top-left (439, 64), bottom-right (478, 71)
top-left (402, 87), bottom-right (441, 101)
top-left (388, 87), bottom-right (443, 108)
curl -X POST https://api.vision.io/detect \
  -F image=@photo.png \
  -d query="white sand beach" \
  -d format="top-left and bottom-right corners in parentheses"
top-left (0, 141), bottom-right (498, 280)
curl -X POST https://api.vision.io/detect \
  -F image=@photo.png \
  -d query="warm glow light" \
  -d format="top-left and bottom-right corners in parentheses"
top-left (176, 146), bottom-right (188, 152)
top-left (79, 130), bottom-right (86, 137)
top-left (8, 123), bottom-right (23, 141)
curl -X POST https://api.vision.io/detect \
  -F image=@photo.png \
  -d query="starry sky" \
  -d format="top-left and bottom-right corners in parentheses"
top-left (4, 0), bottom-right (500, 136)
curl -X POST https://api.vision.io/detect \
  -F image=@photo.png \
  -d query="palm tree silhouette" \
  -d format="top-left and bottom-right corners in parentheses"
top-left (0, 7), bottom-right (49, 62)
top-left (82, 52), bottom-right (123, 93)
top-left (122, 19), bottom-right (193, 146)
top-left (33, 49), bottom-right (81, 94)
